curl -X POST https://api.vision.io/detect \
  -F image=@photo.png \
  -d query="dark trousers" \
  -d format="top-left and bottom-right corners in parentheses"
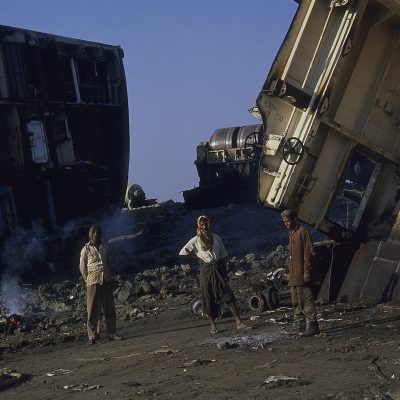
top-left (290, 286), bottom-right (317, 322)
top-left (86, 280), bottom-right (116, 340)
top-left (199, 260), bottom-right (235, 319)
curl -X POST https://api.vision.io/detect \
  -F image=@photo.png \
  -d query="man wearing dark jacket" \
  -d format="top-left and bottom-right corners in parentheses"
top-left (281, 210), bottom-right (319, 336)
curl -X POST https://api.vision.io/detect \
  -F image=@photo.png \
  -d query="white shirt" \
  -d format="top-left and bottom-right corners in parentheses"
top-left (79, 242), bottom-right (112, 286)
top-left (179, 233), bottom-right (228, 263)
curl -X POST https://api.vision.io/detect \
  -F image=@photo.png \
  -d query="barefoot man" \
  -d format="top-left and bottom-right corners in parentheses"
top-left (179, 215), bottom-right (250, 334)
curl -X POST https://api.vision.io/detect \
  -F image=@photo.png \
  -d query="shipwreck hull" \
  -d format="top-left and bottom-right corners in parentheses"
top-left (256, 0), bottom-right (400, 302)
top-left (0, 25), bottom-right (130, 236)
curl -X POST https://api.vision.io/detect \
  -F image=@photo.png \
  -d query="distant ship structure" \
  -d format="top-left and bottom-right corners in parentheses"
top-left (0, 25), bottom-right (130, 239)
top-left (183, 124), bottom-right (263, 209)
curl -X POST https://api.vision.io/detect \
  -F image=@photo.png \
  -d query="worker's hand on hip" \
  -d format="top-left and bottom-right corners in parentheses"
top-left (303, 273), bottom-right (310, 283)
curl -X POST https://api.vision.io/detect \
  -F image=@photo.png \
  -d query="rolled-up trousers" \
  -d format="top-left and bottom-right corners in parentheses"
top-left (290, 286), bottom-right (317, 322)
top-left (86, 280), bottom-right (116, 340)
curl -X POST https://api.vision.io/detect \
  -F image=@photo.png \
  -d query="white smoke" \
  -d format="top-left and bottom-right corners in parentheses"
top-left (0, 269), bottom-right (36, 315)
top-left (1, 223), bottom-right (47, 272)
top-left (0, 207), bottom-right (134, 315)
top-left (0, 223), bottom-right (47, 315)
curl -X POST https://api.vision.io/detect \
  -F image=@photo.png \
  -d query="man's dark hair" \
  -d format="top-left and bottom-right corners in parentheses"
top-left (88, 225), bottom-right (102, 240)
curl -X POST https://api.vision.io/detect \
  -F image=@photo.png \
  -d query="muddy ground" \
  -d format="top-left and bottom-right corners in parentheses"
top-left (1, 202), bottom-right (400, 399)
top-left (1, 300), bottom-right (400, 400)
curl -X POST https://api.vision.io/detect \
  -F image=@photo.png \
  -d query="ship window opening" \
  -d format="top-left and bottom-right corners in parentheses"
top-left (327, 151), bottom-right (379, 231)
top-left (0, 194), bottom-right (15, 237)
top-left (2, 43), bottom-right (27, 98)
top-left (53, 119), bottom-right (71, 142)
top-left (58, 56), bottom-right (76, 102)
top-left (23, 47), bottom-right (45, 99)
top-left (75, 58), bottom-right (109, 103)
top-left (0, 48), bottom-right (8, 97)
top-left (27, 120), bottom-right (49, 163)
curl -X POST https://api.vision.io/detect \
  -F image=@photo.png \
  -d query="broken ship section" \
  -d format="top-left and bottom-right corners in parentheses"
top-left (256, 0), bottom-right (400, 302)
top-left (0, 25), bottom-right (130, 237)
top-left (183, 124), bottom-right (263, 209)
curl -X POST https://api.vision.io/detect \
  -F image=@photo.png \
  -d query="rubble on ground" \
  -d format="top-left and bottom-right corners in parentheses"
top-left (0, 198), bottom-right (291, 354)
top-left (0, 368), bottom-right (28, 390)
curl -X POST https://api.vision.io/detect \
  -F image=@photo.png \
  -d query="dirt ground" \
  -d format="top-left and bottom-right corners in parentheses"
top-left (2, 300), bottom-right (400, 400)
top-left (1, 202), bottom-right (399, 399)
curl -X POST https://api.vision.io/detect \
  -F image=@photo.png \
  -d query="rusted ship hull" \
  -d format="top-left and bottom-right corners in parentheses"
top-left (0, 25), bottom-right (129, 237)
top-left (256, 0), bottom-right (400, 302)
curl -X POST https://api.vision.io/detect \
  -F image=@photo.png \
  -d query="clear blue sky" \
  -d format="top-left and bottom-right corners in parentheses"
top-left (1, 0), bottom-right (297, 201)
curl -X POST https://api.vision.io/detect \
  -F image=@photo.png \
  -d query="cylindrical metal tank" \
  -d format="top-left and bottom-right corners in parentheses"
top-left (209, 127), bottom-right (239, 150)
top-left (236, 124), bottom-right (263, 148)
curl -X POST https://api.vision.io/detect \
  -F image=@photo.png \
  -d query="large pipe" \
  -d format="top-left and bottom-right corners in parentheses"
top-left (209, 125), bottom-right (263, 151)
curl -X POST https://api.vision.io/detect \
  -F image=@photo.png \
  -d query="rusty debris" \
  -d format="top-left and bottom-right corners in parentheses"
top-left (0, 368), bottom-right (27, 391)
top-left (5, 314), bottom-right (23, 333)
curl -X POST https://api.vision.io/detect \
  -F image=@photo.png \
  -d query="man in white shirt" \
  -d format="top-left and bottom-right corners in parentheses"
top-left (79, 225), bottom-right (122, 344)
top-left (179, 215), bottom-right (250, 334)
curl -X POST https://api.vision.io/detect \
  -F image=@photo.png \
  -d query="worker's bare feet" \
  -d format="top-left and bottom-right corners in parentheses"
top-left (210, 324), bottom-right (218, 334)
top-left (236, 322), bottom-right (251, 331)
